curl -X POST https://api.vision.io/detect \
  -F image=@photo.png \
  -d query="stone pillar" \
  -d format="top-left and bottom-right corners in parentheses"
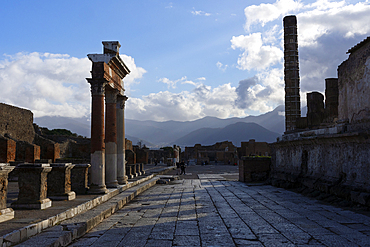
top-left (87, 79), bottom-right (108, 194)
top-left (307, 92), bottom-right (325, 127)
top-left (325, 78), bottom-right (339, 122)
top-left (126, 165), bottom-right (133, 179)
top-left (284, 15), bottom-right (301, 132)
top-left (116, 95), bottom-right (128, 184)
top-left (130, 164), bottom-right (137, 177)
top-left (0, 164), bottom-right (14, 222)
top-left (71, 164), bottom-right (91, 195)
top-left (47, 163), bottom-right (76, 200)
top-left (12, 163), bottom-right (52, 209)
top-left (136, 163), bottom-right (142, 176)
top-left (105, 89), bottom-right (119, 188)
top-left (140, 163), bottom-right (145, 175)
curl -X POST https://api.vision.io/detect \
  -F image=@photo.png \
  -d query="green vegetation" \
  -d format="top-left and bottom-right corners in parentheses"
top-left (41, 127), bottom-right (79, 137)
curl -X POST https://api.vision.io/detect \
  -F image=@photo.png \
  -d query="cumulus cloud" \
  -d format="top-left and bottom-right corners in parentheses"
top-left (0, 52), bottom-right (146, 118)
top-left (233, 0), bottom-right (370, 112)
top-left (235, 69), bottom-right (284, 113)
top-left (231, 32), bottom-right (283, 70)
top-left (126, 83), bottom-right (246, 121)
top-left (244, 0), bottom-right (302, 31)
top-left (120, 55), bottom-right (146, 90)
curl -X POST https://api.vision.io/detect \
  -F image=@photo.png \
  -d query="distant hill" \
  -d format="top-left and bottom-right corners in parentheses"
top-left (173, 122), bottom-right (280, 146)
top-left (126, 105), bottom-right (285, 146)
top-left (34, 105), bottom-right (287, 147)
top-left (34, 116), bottom-right (90, 138)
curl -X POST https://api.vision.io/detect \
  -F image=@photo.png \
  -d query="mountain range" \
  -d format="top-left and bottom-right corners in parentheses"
top-left (34, 105), bottom-right (287, 148)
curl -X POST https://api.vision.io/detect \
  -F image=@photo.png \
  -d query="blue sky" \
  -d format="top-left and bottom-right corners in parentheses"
top-left (1, 0), bottom-right (369, 121)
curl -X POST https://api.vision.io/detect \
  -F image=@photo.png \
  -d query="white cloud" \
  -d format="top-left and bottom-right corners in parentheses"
top-left (126, 83), bottom-right (246, 121)
top-left (216, 61), bottom-right (228, 71)
top-left (231, 33), bottom-right (283, 70)
top-left (191, 9), bottom-right (211, 16)
top-left (232, 0), bottom-right (370, 112)
top-left (120, 55), bottom-right (146, 90)
top-left (244, 0), bottom-right (302, 31)
top-left (0, 52), bottom-right (146, 118)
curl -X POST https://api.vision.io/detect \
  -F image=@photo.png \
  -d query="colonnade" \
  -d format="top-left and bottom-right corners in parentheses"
top-left (87, 41), bottom-right (130, 194)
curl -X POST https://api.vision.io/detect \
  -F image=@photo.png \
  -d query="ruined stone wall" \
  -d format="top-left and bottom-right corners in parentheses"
top-left (271, 133), bottom-right (370, 204)
top-left (338, 38), bottom-right (370, 126)
top-left (0, 103), bottom-right (35, 143)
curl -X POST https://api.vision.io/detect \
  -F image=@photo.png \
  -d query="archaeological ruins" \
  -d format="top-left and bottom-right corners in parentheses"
top-left (271, 15), bottom-right (370, 206)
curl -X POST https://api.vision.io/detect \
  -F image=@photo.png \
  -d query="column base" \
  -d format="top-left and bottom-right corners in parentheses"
top-left (118, 175), bottom-right (128, 184)
top-left (0, 208), bottom-right (14, 223)
top-left (88, 185), bottom-right (108, 194)
top-left (12, 198), bottom-right (52, 210)
top-left (106, 181), bottom-right (119, 188)
top-left (49, 191), bottom-right (76, 201)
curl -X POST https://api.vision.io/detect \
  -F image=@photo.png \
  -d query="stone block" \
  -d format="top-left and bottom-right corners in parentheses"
top-left (12, 163), bottom-right (52, 209)
top-left (71, 163), bottom-right (90, 195)
top-left (239, 157), bottom-right (271, 182)
top-left (48, 163), bottom-right (75, 201)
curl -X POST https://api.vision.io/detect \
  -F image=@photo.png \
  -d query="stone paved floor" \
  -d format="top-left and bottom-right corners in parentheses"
top-left (69, 179), bottom-right (370, 246)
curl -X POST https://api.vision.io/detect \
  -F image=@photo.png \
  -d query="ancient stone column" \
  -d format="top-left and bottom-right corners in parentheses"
top-left (87, 79), bottom-right (108, 194)
top-left (284, 15), bottom-right (301, 132)
top-left (12, 163), bottom-right (52, 209)
top-left (0, 164), bottom-right (14, 222)
top-left (116, 95), bottom-right (128, 184)
top-left (325, 78), bottom-right (339, 122)
top-left (105, 89), bottom-right (119, 188)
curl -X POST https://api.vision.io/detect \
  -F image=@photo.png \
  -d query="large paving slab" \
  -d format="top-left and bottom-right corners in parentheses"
top-left (66, 177), bottom-right (370, 246)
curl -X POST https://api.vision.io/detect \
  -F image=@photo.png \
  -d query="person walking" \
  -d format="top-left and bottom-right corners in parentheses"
top-left (180, 161), bottom-right (186, 175)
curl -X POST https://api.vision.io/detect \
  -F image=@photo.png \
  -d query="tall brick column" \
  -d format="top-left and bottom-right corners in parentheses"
top-left (117, 95), bottom-right (128, 184)
top-left (105, 89), bottom-right (119, 188)
top-left (284, 15), bottom-right (301, 132)
top-left (87, 79), bottom-right (108, 194)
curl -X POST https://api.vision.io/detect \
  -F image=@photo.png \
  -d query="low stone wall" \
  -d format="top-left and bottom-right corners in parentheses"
top-left (239, 157), bottom-right (271, 182)
top-left (0, 137), bottom-right (16, 163)
top-left (271, 131), bottom-right (370, 206)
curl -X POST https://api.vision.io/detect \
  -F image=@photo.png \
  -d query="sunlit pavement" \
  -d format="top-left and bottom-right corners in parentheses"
top-left (69, 177), bottom-right (370, 246)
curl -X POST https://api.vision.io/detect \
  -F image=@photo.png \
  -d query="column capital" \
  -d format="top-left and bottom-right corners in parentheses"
top-left (87, 78), bottom-right (108, 95)
top-left (116, 95), bottom-right (128, 109)
top-left (105, 89), bottom-right (119, 104)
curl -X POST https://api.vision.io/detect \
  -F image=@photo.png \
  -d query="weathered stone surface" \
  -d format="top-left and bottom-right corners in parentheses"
top-left (47, 163), bottom-right (75, 200)
top-left (0, 103), bottom-right (35, 143)
top-left (71, 164), bottom-right (90, 194)
top-left (12, 163), bottom-right (52, 209)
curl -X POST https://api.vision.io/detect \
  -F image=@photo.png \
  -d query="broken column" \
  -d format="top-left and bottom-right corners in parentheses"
top-left (0, 164), bottom-right (14, 222)
top-left (117, 95), bottom-right (128, 184)
top-left (307, 92), bottom-right (325, 127)
top-left (12, 163), bottom-right (52, 209)
top-left (47, 163), bottom-right (76, 200)
top-left (284, 15), bottom-right (301, 132)
top-left (105, 89), bottom-right (119, 188)
top-left (325, 78), bottom-right (339, 123)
